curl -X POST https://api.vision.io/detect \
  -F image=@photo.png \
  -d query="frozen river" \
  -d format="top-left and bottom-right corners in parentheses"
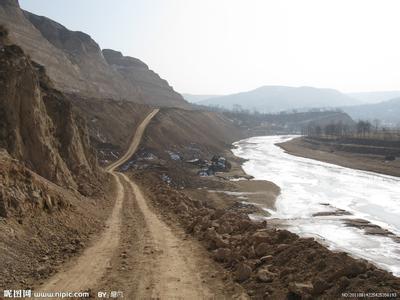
top-left (232, 135), bottom-right (400, 276)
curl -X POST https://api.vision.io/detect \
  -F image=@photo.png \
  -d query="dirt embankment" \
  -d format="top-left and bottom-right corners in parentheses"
top-left (279, 137), bottom-right (400, 177)
top-left (0, 149), bottom-right (114, 290)
top-left (134, 171), bottom-right (400, 299)
top-left (0, 40), bottom-right (103, 195)
top-left (0, 37), bottom-right (113, 290)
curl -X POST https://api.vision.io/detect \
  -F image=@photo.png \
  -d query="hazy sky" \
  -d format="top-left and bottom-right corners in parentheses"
top-left (20, 0), bottom-right (400, 95)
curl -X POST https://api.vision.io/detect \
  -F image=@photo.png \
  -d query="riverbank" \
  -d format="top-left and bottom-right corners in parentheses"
top-left (134, 169), bottom-right (400, 299)
top-left (231, 135), bottom-right (400, 276)
top-left (184, 151), bottom-right (280, 215)
top-left (278, 136), bottom-right (400, 177)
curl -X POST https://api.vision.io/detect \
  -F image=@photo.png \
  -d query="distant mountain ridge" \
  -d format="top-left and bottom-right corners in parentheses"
top-left (348, 91), bottom-right (400, 104)
top-left (0, 0), bottom-right (188, 107)
top-left (197, 85), bottom-right (359, 112)
top-left (343, 98), bottom-right (400, 126)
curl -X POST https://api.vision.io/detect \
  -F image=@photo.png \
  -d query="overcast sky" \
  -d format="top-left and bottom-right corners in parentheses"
top-left (20, 0), bottom-right (400, 95)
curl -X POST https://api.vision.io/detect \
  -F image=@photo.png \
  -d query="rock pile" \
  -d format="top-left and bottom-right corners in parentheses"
top-left (0, 147), bottom-right (111, 289)
top-left (197, 155), bottom-right (232, 176)
top-left (0, 150), bottom-right (65, 217)
top-left (138, 173), bottom-right (400, 299)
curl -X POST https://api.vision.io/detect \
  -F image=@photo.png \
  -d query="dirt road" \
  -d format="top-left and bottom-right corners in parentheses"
top-left (40, 108), bottom-right (244, 299)
top-left (105, 108), bottom-right (159, 173)
top-left (39, 174), bottom-right (125, 294)
top-left (120, 173), bottom-right (216, 298)
top-left (39, 109), bottom-right (159, 295)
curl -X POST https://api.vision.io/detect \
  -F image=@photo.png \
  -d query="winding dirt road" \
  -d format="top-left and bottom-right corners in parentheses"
top-left (105, 109), bottom-right (159, 173)
top-left (40, 108), bottom-right (245, 299)
top-left (40, 109), bottom-right (159, 295)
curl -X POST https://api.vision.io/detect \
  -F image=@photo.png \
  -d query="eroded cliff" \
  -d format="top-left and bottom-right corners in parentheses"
top-left (0, 0), bottom-right (188, 107)
top-left (0, 31), bottom-right (102, 197)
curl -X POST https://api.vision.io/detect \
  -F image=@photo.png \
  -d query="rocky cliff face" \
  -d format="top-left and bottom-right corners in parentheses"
top-left (0, 0), bottom-right (84, 94)
top-left (0, 35), bottom-right (101, 195)
top-left (0, 0), bottom-right (188, 107)
top-left (102, 49), bottom-right (186, 107)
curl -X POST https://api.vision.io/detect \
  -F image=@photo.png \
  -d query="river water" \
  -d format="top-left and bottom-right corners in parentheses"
top-left (232, 135), bottom-right (400, 276)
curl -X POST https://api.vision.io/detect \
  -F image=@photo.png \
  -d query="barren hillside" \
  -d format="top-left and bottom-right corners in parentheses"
top-left (0, 0), bottom-right (188, 107)
top-left (144, 108), bottom-right (244, 159)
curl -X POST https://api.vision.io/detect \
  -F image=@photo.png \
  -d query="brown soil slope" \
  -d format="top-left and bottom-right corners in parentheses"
top-left (144, 107), bottom-right (244, 159)
top-left (70, 97), bottom-right (153, 163)
top-left (0, 137), bottom-right (113, 291)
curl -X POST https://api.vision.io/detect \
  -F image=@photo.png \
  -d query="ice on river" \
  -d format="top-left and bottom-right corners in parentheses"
top-left (232, 135), bottom-right (400, 276)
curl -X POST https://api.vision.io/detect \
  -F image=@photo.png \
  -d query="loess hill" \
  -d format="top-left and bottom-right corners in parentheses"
top-left (0, 0), bottom-right (188, 107)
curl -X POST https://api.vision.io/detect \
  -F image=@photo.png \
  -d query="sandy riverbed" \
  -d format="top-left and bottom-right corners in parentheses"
top-left (279, 136), bottom-right (400, 177)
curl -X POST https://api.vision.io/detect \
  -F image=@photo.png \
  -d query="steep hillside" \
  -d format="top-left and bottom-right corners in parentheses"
top-left (343, 98), bottom-right (400, 126)
top-left (0, 32), bottom-right (102, 195)
top-left (0, 0), bottom-right (188, 107)
top-left (199, 86), bottom-right (358, 112)
top-left (101, 49), bottom-right (185, 107)
top-left (144, 108), bottom-right (243, 159)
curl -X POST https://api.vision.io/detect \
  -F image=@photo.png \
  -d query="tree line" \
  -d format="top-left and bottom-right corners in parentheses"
top-left (303, 120), bottom-right (400, 141)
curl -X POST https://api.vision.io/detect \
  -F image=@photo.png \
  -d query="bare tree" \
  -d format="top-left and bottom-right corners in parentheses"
top-left (373, 119), bottom-right (381, 132)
